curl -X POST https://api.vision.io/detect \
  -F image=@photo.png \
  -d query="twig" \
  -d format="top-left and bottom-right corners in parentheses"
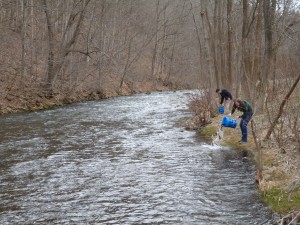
top-left (287, 211), bottom-right (300, 225)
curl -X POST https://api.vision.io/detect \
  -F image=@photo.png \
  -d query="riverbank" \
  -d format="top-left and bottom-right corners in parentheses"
top-left (191, 113), bottom-right (300, 223)
top-left (0, 81), bottom-right (184, 115)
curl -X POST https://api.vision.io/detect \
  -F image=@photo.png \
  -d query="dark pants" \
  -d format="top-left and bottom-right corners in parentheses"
top-left (240, 112), bottom-right (253, 142)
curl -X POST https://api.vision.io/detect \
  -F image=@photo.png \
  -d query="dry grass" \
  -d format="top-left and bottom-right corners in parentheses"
top-left (193, 110), bottom-right (300, 215)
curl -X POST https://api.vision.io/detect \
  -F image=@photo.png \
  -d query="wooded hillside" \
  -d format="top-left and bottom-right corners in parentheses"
top-left (0, 0), bottom-right (299, 113)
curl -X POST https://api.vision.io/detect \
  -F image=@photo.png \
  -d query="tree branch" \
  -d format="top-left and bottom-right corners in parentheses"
top-left (264, 74), bottom-right (300, 140)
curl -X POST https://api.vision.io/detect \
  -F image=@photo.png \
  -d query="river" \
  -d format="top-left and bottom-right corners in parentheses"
top-left (0, 90), bottom-right (274, 224)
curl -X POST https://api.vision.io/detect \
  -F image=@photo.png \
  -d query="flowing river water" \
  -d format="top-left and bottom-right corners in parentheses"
top-left (0, 90), bottom-right (275, 224)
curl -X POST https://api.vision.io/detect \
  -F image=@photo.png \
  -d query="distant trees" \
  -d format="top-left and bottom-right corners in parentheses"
top-left (0, 0), bottom-right (299, 106)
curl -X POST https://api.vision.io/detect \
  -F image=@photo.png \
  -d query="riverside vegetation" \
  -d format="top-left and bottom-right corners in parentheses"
top-left (186, 87), bottom-right (300, 224)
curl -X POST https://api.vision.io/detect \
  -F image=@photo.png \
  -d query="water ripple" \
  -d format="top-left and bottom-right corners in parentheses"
top-left (0, 90), bottom-right (274, 224)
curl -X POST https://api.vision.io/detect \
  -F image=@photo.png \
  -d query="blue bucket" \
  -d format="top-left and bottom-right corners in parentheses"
top-left (222, 116), bottom-right (238, 128)
top-left (218, 106), bottom-right (224, 114)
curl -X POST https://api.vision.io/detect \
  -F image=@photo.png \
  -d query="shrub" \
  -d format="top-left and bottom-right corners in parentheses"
top-left (188, 90), bottom-right (213, 128)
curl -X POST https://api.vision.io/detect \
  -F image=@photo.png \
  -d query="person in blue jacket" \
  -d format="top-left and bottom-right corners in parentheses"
top-left (216, 89), bottom-right (233, 113)
top-left (229, 99), bottom-right (253, 143)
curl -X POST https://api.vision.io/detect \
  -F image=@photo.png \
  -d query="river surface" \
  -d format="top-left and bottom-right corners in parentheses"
top-left (0, 90), bottom-right (274, 224)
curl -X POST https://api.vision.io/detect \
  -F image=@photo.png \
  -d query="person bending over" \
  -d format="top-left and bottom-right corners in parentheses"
top-left (216, 89), bottom-right (233, 113)
top-left (229, 99), bottom-right (253, 143)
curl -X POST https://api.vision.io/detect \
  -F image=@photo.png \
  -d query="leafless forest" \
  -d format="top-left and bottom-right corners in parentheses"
top-left (0, 0), bottom-right (299, 113)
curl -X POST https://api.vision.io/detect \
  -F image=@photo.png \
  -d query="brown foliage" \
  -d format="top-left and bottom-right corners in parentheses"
top-left (188, 90), bottom-right (212, 128)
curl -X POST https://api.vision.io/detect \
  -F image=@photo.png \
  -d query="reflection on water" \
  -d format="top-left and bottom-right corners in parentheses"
top-left (0, 90), bottom-right (274, 224)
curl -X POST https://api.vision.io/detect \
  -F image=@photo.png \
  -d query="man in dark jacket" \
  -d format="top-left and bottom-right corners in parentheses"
top-left (229, 99), bottom-right (253, 143)
top-left (216, 89), bottom-right (233, 113)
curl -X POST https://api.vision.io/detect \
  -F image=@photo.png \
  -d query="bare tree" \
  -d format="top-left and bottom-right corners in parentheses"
top-left (204, 1), bottom-right (220, 89)
top-left (226, 0), bottom-right (233, 91)
top-left (256, 0), bottom-right (275, 112)
top-left (264, 74), bottom-right (300, 140)
top-left (42, 0), bottom-right (90, 96)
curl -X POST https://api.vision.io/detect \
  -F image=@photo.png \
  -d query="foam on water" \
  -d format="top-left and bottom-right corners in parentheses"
top-left (201, 143), bottom-right (223, 150)
top-left (211, 127), bottom-right (224, 146)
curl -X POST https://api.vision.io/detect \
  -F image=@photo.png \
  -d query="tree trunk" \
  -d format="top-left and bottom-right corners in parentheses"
top-left (204, 7), bottom-right (220, 88)
top-left (240, 0), bottom-right (250, 99)
top-left (226, 0), bottom-right (233, 91)
top-left (201, 0), bottom-right (215, 116)
top-left (20, 0), bottom-right (26, 91)
top-left (120, 38), bottom-right (132, 90)
top-left (251, 0), bottom-right (263, 105)
top-left (42, 0), bottom-right (55, 96)
top-left (98, 0), bottom-right (106, 90)
top-left (217, 1), bottom-right (225, 89)
top-left (159, 6), bottom-right (167, 77)
top-left (151, 0), bottom-right (159, 79)
top-left (42, 0), bottom-right (90, 96)
top-left (264, 74), bottom-right (300, 140)
top-left (190, 0), bottom-right (203, 81)
top-left (256, 0), bottom-right (274, 112)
